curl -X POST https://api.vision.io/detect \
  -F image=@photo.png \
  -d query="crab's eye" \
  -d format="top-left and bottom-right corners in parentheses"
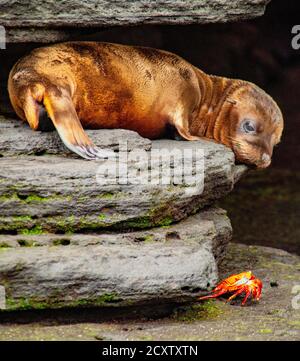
top-left (241, 119), bottom-right (256, 134)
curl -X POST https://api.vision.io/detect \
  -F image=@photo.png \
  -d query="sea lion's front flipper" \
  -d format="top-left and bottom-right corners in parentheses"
top-left (175, 125), bottom-right (202, 141)
top-left (171, 108), bottom-right (202, 141)
top-left (43, 91), bottom-right (108, 160)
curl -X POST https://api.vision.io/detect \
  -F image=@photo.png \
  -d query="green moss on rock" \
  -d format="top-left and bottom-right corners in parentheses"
top-left (116, 214), bottom-right (174, 230)
top-left (98, 214), bottom-right (106, 221)
top-left (122, 217), bottom-right (153, 229)
top-left (6, 297), bottom-right (50, 311)
top-left (56, 215), bottom-right (76, 233)
top-left (0, 193), bottom-right (20, 202)
top-left (0, 243), bottom-right (11, 248)
top-left (0, 200), bottom-right (176, 233)
top-left (0, 192), bottom-right (72, 203)
top-left (20, 225), bottom-right (44, 236)
top-left (4, 293), bottom-right (123, 311)
top-left (142, 234), bottom-right (155, 243)
top-left (13, 215), bottom-right (32, 222)
top-left (157, 216), bottom-right (173, 227)
top-left (172, 300), bottom-right (224, 322)
top-left (259, 329), bottom-right (273, 334)
top-left (98, 192), bottom-right (115, 199)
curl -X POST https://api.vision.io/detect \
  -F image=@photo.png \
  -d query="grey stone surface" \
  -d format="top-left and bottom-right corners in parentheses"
top-left (0, 208), bottom-right (231, 310)
top-left (0, 116), bottom-right (247, 233)
top-left (0, 116), bottom-right (152, 155)
top-left (2, 0), bottom-right (271, 43)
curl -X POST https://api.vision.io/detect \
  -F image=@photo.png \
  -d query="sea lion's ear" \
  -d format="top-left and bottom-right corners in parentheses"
top-left (43, 91), bottom-right (110, 160)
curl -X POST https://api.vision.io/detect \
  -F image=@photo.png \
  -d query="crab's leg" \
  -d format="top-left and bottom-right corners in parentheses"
top-left (198, 289), bottom-right (227, 301)
top-left (253, 286), bottom-right (262, 301)
top-left (256, 283), bottom-right (263, 300)
top-left (252, 287), bottom-right (258, 301)
top-left (226, 287), bottom-right (246, 303)
top-left (241, 289), bottom-right (252, 306)
top-left (257, 287), bottom-right (262, 300)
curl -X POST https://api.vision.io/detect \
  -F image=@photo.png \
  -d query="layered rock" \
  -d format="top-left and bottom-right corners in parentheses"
top-left (0, 117), bottom-right (247, 234)
top-left (1, 0), bottom-right (271, 43)
top-left (0, 114), bottom-right (247, 310)
top-left (0, 208), bottom-right (232, 310)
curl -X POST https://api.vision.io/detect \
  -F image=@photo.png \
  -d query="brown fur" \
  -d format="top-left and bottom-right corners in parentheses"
top-left (8, 41), bottom-right (284, 165)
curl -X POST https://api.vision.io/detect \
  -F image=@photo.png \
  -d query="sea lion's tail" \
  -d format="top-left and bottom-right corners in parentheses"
top-left (8, 73), bottom-right (107, 160)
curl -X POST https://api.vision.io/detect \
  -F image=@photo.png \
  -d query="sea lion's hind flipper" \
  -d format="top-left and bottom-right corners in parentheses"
top-left (23, 91), bottom-right (54, 132)
top-left (22, 89), bottom-right (41, 130)
top-left (24, 98), bottom-right (54, 132)
top-left (37, 105), bottom-right (55, 132)
top-left (43, 92), bottom-right (108, 160)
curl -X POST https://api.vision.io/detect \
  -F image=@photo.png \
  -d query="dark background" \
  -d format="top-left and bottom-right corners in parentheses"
top-left (1, 0), bottom-right (299, 253)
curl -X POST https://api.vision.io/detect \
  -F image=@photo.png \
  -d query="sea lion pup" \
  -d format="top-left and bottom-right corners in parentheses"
top-left (8, 42), bottom-right (283, 167)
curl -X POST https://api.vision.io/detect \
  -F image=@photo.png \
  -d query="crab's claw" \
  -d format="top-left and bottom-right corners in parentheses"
top-left (250, 278), bottom-right (263, 301)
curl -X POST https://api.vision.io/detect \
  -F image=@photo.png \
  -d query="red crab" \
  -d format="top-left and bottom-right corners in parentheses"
top-left (198, 271), bottom-right (263, 305)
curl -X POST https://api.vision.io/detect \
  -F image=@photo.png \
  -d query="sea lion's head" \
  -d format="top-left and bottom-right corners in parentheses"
top-left (227, 82), bottom-right (283, 168)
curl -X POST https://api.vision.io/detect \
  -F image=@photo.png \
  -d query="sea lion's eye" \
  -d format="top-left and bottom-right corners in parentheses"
top-left (242, 119), bottom-right (256, 134)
